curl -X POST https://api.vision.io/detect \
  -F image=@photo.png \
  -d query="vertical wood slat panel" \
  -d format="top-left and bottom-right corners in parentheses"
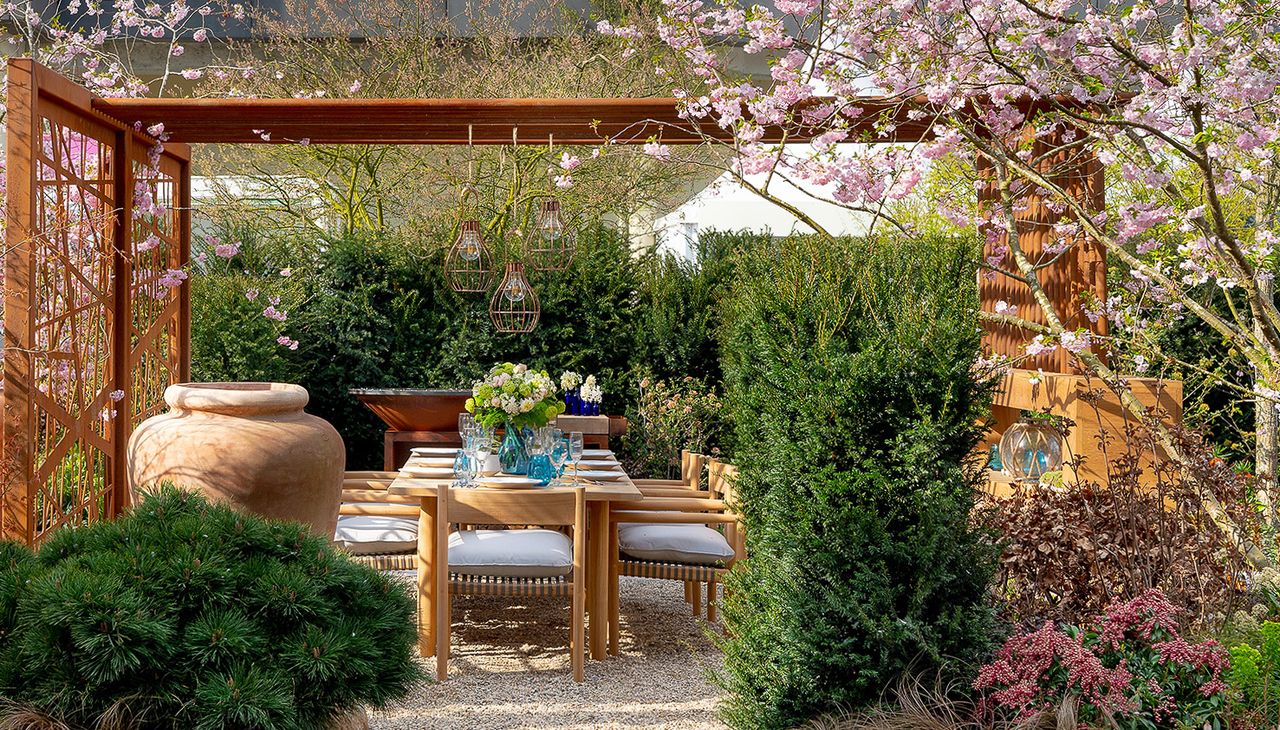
top-left (977, 127), bottom-right (1108, 374)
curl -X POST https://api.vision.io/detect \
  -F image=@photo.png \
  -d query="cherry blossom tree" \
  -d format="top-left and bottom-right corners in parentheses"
top-left (600, 0), bottom-right (1280, 566)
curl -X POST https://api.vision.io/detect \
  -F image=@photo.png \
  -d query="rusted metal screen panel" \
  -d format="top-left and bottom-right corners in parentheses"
top-left (2, 60), bottom-right (192, 543)
top-left (977, 133), bottom-right (1108, 374)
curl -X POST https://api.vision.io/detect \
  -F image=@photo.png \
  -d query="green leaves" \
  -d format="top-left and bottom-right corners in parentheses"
top-left (0, 486), bottom-right (422, 728)
top-left (714, 232), bottom-right (998, 729)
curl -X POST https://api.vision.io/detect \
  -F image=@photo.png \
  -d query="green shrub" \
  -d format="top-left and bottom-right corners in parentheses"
top-left (0, 487), bottom-right (422, 729)
top-left (714, 233), bottom-right (999, 729)
top-left (1228, 617), bottom-right (1280, 728)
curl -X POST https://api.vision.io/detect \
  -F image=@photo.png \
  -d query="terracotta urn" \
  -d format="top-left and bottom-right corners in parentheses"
top-left (128, 382), bottom-right (345, 536)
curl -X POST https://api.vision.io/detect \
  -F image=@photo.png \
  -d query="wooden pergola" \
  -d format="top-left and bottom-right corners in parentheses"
top-left (2, 57), bottom-right (1115, 544)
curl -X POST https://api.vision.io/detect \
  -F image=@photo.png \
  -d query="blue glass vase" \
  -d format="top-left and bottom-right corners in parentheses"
top-left (527, 453), bottom-right (555, 485)
top-left (498, 422), bottom-right (530, 474)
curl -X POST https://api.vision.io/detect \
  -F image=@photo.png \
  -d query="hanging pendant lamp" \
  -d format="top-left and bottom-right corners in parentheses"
top-left (489, 261), bottom-right (540, 334)
top-left (443, 128), bottom-right (493, 292)
top-left (528, 198), bottom-right (576, 271)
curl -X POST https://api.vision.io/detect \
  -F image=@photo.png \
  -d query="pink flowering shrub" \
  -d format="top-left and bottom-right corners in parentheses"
top-left (619, 375), bottom-right (729, 479)
top-left (976, 591), bottom-right (1230, 728)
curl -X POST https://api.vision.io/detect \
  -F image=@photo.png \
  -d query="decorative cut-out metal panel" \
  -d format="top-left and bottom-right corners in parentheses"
top-left (129, 155), bottom-right (185, 428)
top-left (3, 60), bottom-right (191, 544)
top-left (25, 109), bottom-right (119, 540)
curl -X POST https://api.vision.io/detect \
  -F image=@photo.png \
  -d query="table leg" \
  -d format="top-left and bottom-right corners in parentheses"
top-left (416, 496), bottom-right (436, 657)
top-left (589, 502), bottom-right (609, 660)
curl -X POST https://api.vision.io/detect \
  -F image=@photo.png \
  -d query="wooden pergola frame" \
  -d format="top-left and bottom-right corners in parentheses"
top-left (2, 58), bottom-right (1109, 543)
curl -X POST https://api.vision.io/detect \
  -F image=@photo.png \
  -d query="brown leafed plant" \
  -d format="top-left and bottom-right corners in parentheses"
top-left (980, 409), bottom-right (1256, 630)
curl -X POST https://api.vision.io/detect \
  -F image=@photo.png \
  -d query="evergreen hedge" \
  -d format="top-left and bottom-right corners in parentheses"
top-left (0, 487), bottom-right (421, 729)
top-left (714, 234), bottom-right (999, 729)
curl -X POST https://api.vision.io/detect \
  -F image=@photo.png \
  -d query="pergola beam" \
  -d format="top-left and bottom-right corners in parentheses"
top-left (90, 96), bottom-right (935, 145)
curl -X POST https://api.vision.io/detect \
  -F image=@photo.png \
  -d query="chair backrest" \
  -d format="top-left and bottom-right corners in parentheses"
top-left (681, 450), bottom-right (708, 488)
top-left (708, 459), bottom-right (739, 502)
top-left (440, 484), bottom-right (585, 528)
top-left (340, 471), bottom-right (417, 516)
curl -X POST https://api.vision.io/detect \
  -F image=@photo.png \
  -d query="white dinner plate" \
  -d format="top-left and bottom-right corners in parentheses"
top-left (411, 447), bottom-right (460, 456)
top-left (402, 467), bottom-right (455, 478)
top-left (581, 449), bottom-right (613, 458)
top-left (570, 469), bottom-right (625, 481)
top-left (476, 475), bottom-right (541, 489)
top-left (413, 457), bottom-right (457, 467)
top-left (579, 458), bottom-right (621, 468)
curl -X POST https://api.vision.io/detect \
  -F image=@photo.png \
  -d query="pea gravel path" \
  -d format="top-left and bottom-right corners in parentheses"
top-left (370, 577), bottom-right (727, 729)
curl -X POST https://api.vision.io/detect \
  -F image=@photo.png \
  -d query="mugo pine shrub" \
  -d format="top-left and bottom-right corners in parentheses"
top-left (0, 487), bottom-right (421, 729)
top-left (715, 234), bottom-right (1000, 729)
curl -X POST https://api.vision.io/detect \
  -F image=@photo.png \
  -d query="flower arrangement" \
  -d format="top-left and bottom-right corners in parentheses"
top-left (560, 370), bottom-right (583, 391)
top-left (581, 374), bottom-right (603, 404)
top-left (975, 590), bottom-right (1230, 727)
top-left (466, 362), bottom-right (565, 430)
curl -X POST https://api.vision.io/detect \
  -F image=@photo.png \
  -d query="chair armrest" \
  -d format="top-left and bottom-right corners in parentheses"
top-left (340, 503), bottom-right (420, 517)
top-left (340, 489), bottom-right (417, 505)
top-left (637, 487), bottom-right (712, 498)
top-left (610, 510), bottom-right (738, 525)
top-left (612, 498), bottom-right (727, 512)
top-left (632, 479), bottom-right (691, 487)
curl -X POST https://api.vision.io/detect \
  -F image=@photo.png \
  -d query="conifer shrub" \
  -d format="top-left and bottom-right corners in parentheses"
top-left (714, 234), bottom-right (1000, 729)
top-left (0, 487), bottom-right (421, 729)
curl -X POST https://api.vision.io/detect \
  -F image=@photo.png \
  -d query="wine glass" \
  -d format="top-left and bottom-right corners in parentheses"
top-left (458, 412), bottom-right (476, 440)
top-left (474, 428), bottom-right (493, 476)
top-left (454, 436), bottom-right (477, 487)
top-left (462, 434), bottom-right (482, 487)
top-left (550, 434), bottom-right (569, 485)
top-left (568, 431), bottom-right (584, 477)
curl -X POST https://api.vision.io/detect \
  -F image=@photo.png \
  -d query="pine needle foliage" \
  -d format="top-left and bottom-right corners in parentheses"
top-left (714, 234), bottom-right (1001, 729)
top-left (0, 487), bottom-right (422, 729)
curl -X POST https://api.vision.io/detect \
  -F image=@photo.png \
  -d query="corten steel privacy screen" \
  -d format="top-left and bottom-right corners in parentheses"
top-left (2, 60), bottom-right (191, 544)
top-left (2, 59), bottom-right (1106, 544)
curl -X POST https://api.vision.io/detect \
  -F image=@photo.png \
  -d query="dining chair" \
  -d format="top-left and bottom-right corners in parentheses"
top-left (334, 471), bottom-right (420, 572)
top-left (433, 481), bottom-right (588, 682)
top-left (607, 459), bottom-right (743, 655)
top-left (631, 450), bottom-right (709, 498)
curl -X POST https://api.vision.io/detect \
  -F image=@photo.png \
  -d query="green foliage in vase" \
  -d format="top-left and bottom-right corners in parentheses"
top-left (713, 233), bottom-right (1000, 729)
top-left (0, 487), bottom-right (422, 729)
top-left (465, 362), bottom-right (566, 430)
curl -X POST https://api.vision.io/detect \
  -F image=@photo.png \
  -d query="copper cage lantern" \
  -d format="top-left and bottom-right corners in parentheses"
top-left (444, 218), bottom-right (494, 293)
top-left (528, 198), bottom-right (576, 271)
top-left (489, 261), bottom-right (540, 333)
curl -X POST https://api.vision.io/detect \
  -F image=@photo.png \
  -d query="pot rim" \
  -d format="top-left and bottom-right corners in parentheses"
top-left (165, 382), bottom-right (309, 415)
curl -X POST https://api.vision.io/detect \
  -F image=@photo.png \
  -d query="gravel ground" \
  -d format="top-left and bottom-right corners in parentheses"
top-left (370, 577), bottom-right (726, 729)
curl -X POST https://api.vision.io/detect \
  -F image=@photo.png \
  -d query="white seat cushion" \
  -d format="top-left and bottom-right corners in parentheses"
top-left (334, 515), bottom-right (418, 555)
top-left (448, 529), bottom-right (573, 578)
top-left (618, 524), bottom-right (735, 565)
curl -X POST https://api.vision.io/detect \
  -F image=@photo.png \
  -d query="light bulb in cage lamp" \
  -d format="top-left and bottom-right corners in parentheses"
top-left (998, 417), bottom-right (1063, 485)
top-left (530, 199), bottom-right (575, 271)
top-left (444, 219), bottom-right (493, 293)
top-left (489, 262), bottom-right (540, 334)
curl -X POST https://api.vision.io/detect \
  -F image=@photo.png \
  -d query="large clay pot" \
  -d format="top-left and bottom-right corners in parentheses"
top-left (128, 382), bottom-right (345, 536)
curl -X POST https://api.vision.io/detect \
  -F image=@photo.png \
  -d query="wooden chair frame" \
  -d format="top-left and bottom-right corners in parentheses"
top-left (338, 471), bottom-right (419, 571)
top-left (434, 482), bottom-right (588, 682)
top-left (607, 459), bottom-right (743, 655)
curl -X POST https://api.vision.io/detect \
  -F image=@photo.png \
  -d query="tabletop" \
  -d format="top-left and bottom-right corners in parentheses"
top-left (387, 451), bottom-right (642, 501)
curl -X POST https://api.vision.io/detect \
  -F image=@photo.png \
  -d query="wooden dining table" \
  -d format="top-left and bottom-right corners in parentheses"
top-left (387, 451), bottom-right (642, 661)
